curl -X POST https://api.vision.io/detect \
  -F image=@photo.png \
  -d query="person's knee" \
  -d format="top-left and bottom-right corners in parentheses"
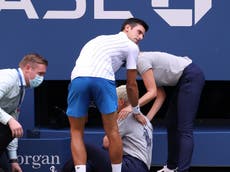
top-left (103, 116), bottom-right (119, 137)
top-left (177, 128), bottom-right (193, 139)
top-left (106, 129), bottom-right (120, 141)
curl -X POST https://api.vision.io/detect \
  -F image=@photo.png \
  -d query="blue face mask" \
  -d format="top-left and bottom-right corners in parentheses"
top-left (29, 74), bottom-right (44, 88)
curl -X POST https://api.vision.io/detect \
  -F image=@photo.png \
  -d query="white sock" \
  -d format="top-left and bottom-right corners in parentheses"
top-left (75, 165), bottom-right (86, 172)
top-left (112, 163), bottom-right (122, 172)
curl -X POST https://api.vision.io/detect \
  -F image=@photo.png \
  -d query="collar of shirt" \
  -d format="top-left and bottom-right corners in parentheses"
top-left (17, 68), bottom-right (26, 87)
top-left (119, 31), bottom-right (128, 39)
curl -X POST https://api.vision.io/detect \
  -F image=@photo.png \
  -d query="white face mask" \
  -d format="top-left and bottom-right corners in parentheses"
top-left (29, 74), bottom-right (44, 88)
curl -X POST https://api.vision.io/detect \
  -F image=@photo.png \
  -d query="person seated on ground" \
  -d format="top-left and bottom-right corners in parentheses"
top-left (62, 85), bottom-right (153, 172)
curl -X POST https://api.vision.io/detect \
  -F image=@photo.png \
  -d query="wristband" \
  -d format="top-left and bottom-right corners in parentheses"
top-left (132, 105), bottom-right (141, 114)
top-left (9, 159), bottom-right (18, 163)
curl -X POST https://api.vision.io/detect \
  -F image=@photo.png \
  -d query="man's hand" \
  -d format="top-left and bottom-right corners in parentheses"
top-left (118, 106), bottom-right (132, 120)
top-left (8, 118), bottom-right (23, 138)
top-left (11, 162), bottom-right (22, 172)
top-left (103, 135), bottom-right (109, 149)
top-left (133, 114), bottom-right (147, 125)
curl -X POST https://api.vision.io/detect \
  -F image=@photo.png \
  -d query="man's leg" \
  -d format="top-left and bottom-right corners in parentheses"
top-left (101, 112), bottom-right (122, 172)
top-left (61, 142), bottom-right (111, 172)
top-left (68, 116), bottom-right (87, 172)
top-left (0, 151), bottom-right (10, 172)
top-left (0, 123), bottom-right (13, 155)
top-left (0, 123), bottom-right (13, 172)
top-left (86, 143), bottom-right (111, 172)
top-left (122, 155), bottom-right (149, 172)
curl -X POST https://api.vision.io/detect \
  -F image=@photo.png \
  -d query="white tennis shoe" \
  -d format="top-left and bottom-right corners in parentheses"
top-left (157, 165), bottom-right (177, 172)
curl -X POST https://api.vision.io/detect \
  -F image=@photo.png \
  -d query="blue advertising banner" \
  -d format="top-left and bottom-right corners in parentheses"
top-left (17, 129), bottom-right (105, 171)
top-left (0, 0), bottom-right (229, 80)
top-left (18, 130), bottom-right (71, 171)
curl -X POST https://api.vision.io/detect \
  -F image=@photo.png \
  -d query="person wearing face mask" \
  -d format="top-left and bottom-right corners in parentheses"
top-left (0, 53), bottom-right (48, 172)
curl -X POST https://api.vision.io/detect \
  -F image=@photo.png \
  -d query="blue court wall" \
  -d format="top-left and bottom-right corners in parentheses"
top-left (0, 0), bottom-right (229, 129)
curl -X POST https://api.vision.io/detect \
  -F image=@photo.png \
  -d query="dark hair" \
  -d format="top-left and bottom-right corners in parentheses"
top-left (19, 53), bottom-right (48, 68)
top-left (121, 18), bottom-right (149, 32)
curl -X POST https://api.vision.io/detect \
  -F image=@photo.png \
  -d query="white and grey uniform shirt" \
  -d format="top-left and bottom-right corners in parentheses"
top-left (118, 114), bottom-right (153, 169)
top-left (0, 68), bottom-right (26, 159)
top-left (71, 32), bottom-right (139, 81)
top-left (138, 52), bottom-right (192, 86)
top-left (0, 68), bottom-right (26, 124)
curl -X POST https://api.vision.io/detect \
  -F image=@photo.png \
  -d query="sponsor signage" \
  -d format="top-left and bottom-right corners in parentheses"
top-left (18, 136), bottom-right (71, 171)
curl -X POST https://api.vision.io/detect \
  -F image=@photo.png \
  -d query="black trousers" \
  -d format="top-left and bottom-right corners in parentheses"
top-left (0, 123), bottom-right (13, 172)
top-left (0, 151), bottom-right (9, 172)
top-left (0, 123), bottom-right (13, 154)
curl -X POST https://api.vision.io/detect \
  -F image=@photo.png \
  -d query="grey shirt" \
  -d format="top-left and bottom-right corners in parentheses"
top-left (118, 114), bottom-right (153, 169)
top-left (138, 51), bottom-right (192, 86)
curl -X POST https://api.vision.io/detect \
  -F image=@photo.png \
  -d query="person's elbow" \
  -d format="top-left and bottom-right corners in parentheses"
top-left (157, 87), bottom-right (166, 101)
top-left (146, 88), bottom-right (157, 100)
top-left (151, 89), bottom-right (157, 98)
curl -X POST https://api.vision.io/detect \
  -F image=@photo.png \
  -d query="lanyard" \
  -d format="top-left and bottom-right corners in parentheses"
top-left (16, 69), bottom-right (24, 108)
